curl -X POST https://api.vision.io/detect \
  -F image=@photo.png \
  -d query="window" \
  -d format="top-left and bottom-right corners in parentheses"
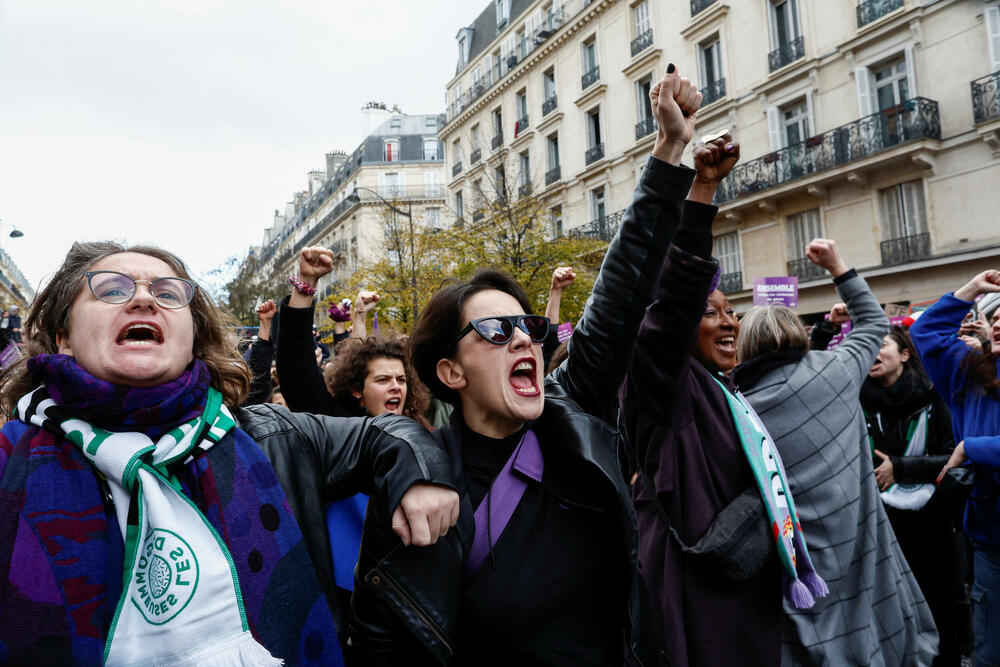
top-left (494, 165), bottom-right (507, 198)
top-left (873, 58), bottom-right (910, 111)
top-left (782, 100), bottom-right (810, 146)
top-left (423, 138), bottom-right (440, 161)
top-left (425, 171), bottom-right (440, 197)
top-left (586, 108), bottom-right (602, 148)
top-left (378, 172), bottom-right (403, 198)
top-left (786, 208), bottom-right (823, 259)
top-left (699, 37), bottom-right (722, 86)
top-left (383, 139), bottom-right (400, 162)
top-left (519, 151), bottom-right (530, 187)
top-left (543, 68), bottom-right (557, 100)
top-left (880, 180), bottom-right (927, 240)
top-left (426, 207), bottom-right (442, 229)
top-left (636, 75), bottom-right (653, 121)
top-left (551, 205), bottom-right (564, 237)
top-left (471, 124), bottom-right (482, 151)
top-left (452, 139), bottom-right (462, 163)
top-left (634, 1), bottom-right (651, 35)
top-left (582, 38), bottom-right (597, 72)
top-left (495, 0), bottom-right (510, 27)
top-left (458, 36), bottom-right (468, 68)
top-left (516, 90), bottom-right (528, 120)
top-left (547, 133), bottom-right (560, 169)
top-left (455, 191), bottom-right (464, 220)
top-left (769, 0), bottom-right (800, 48)
top-left (716, 232), bottom-right (742, 277)
top-left (492, 108), bottom-right (504, 139)
top-left (591, 186), bottom-right (606, 220)
top-left (516, 28), bottom-right (527, 58)
top-left (988, 2), bottom-right (1000, 71)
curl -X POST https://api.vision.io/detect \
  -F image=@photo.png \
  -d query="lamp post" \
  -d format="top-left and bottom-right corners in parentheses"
top-left (345, 187), bottom-right (419, 324)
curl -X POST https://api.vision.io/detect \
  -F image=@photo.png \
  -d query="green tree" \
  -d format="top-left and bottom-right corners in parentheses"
top-left (213, 252), bottom-right (286, 326)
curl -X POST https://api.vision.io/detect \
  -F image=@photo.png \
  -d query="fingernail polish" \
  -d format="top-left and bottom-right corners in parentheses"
top-left (667, 63), bottom-right (675, 74)
top-left (725, 143), bottom-right (735, 152)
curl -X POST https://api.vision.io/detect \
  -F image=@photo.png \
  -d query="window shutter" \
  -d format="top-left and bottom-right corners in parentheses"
top-left (987, 3), bottom-right (1000, 71)
top-left (805, 91), bottom-right (815, 137)
top-left (377, 173), bottom-right (387, 196)
top-left (902, 180), bottom-right (927, 235)
top-left (767, 106), bottom-right (784, 151)
top-left (398, 173), bottom-right (407, 193)
top-left (881, 186), bottom-right (902, 239)
top-left (903, 45), bottom-right (917, 100)
top-left (855, 66), bottom-right (874, 116)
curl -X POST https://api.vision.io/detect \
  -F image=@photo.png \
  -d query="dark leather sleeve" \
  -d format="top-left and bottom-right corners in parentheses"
top-left (809, 320), bottom-right (840, 351)
top-left (549, 157), bottom-right (697, 424)
top-left (275, 296), bottom-right (339, 415)
top-left (244, 338), bottom-right (275, 406)
top-left (895, 395), bottom-right (957, 484)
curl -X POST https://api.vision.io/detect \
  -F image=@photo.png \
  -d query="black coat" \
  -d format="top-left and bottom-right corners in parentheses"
top-left (345, 156), bottom-right (697, 666)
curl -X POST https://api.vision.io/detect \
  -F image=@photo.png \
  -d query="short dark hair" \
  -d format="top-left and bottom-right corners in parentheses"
top-left (409, 268), bottom-right (532, 405)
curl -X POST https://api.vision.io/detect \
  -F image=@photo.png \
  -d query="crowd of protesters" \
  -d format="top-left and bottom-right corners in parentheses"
top-left (2, 65), bottom-right (999, 667)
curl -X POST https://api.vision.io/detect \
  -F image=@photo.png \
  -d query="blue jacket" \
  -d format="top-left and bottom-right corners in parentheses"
top-left (910, 293), bottom-right (1000, 547)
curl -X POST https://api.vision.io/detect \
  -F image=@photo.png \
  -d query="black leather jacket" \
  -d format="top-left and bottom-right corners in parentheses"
top-left (232, 403), bottom-right (456, 638)
top-left (346, 157), bottom-right (696, 666)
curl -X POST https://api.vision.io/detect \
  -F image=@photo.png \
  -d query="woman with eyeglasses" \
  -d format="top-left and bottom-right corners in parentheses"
top-left (345, 67), bottom-right (703, 667)
top-left (0, 241), bottom-right (459, 665)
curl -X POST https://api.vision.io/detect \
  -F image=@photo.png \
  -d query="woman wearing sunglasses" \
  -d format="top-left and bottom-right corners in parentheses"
top-left (346, 67), bottom-right (703, 666)
top-left (0, 242), bottom-right (459, 665)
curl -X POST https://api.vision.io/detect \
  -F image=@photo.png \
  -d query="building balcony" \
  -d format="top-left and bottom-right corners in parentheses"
top-left (492, 133), bottom-right (504, 149)
top-left (542, 95), bottom-right (558, 116)
top-left (856, 0), bottom-right (902, 28)
top-left (786, 257), bottom-right (827, 282)
top-left (545, 165), bottom-right (561, 185)
top-left (630, 29), bottom-right (653, 57)
top-left (635, 116), bottom-right (657, 140)
top-left (582, 65), bottom-right (601, 90)
top-left (506, 54), bottom-right (519, 70)
top-left (472, 210), bottom-right (484, 223)
top-left (719, 271), bottom-right (743, 294)
top-left (452, 162), bottom-right (463, 177)
top-left (881, 232), bottom-right (931, 266)
top-left (470, 148), bottom-right (482, 164)
top-left (715, 97), bottom-right (941, 205)
top-left (515, 115), bottom-right (530, 137)
top-left (972, 71), bottom-right (1000, 125)
top-left (537, 8), bottom-right (565, 40)
top-left (768, 36), bottom-right (805, 73)
top-left (569, 209), bottom-right (626, 241)
top-left (690, 0), bottom-right (717, 16)
top-left (701, 78), bottom-right (726, 107)
top-left (585, 143), bottom-right (605, 165)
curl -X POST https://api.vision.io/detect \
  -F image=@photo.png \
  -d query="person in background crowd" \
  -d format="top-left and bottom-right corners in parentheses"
top-left (862, 325), bottom-right (966, 666)
top-left (244, 299), bottom-right (277, 406)
top-left (0, 241), bottom-right (458, 664)
top-left (809, 301), bottom-right (850, 351)
top-left (346, 64), bottom-right (704, 667)
top-left (734, 240), bottom-right (938, 665)
top-left (314, 323), bottom-right (330, 363)
top-left (1, 305), bottom-right (22, 346)
top-left (0, 308), bottom-right (9, 347)
top-left (269, 387), bottom-right (286, 407)
top-left (541, 266), bottom-right (575, 367)
top-left (911, 270), bottom-right (1000, 667)
top-left (622, 130), bottom-right (825, 667)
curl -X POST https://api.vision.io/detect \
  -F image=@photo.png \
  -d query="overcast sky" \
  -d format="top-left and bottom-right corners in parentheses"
top-left (0, 0), bottom-right (478, 297)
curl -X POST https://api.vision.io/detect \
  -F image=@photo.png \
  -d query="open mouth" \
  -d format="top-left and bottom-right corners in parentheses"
top-left (116, 322), bottom-right (163, 346)
top-left (509, 357), bottom-right (540, 396)
top-left (715, 335), bottom-right (736, 355)
top-left (384, 397), bottom-right (402, 413)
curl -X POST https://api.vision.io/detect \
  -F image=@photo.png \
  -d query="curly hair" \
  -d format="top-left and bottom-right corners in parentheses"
top-left (0, 241), bottom-right (251, 416)
top-left (323, 333), bottom-right (429, 421)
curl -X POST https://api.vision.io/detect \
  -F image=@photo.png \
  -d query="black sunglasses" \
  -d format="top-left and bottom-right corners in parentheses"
top-left (455, 315), bottom-right (550, 346)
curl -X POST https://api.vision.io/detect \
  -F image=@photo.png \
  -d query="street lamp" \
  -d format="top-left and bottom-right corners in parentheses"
top-left (0, 219), bottom-right (24, 239)
top-left (346, 187), bottom-right (419, 324)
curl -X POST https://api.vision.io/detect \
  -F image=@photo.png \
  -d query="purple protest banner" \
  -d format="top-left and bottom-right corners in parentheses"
top-left (0, 342), bottom-right (21, 369)
top-left (752, 277), bottom-right (799, 307)
top-left (826, 321), bottom-right (853, 350)
top-left (557, 322), bottom-right (573, 343)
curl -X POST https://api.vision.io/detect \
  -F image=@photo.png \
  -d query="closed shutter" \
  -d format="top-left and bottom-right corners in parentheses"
top-left (855, 66), bottom-right (874, 116)
top-left (716, 232), bottom-right (741, 275)
top-left (767, 106), bottom-right (784, 150)
top-left (904, 45), bottom-right (917, 100)
top-left (880, 185), bottom-right (903, 240)
top-left (900, 180), bottom-right (927, 236)
top-left (987, 3), bottom-right (1000, 71)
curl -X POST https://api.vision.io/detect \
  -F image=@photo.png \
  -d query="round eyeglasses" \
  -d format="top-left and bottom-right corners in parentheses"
top-left (82, 271), bottom-right (196, 309)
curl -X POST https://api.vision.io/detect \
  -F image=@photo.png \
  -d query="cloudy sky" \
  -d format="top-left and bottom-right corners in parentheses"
top-left (0, 0), bottom-right (478, 296)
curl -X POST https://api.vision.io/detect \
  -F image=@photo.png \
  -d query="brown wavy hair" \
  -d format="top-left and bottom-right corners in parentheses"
top-left (0, 241), bottom-right (251, 416)
top-left (323, 333), bottom-right (430, 424)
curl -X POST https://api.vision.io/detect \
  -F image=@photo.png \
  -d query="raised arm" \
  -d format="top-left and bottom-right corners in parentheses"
top-left (548, 66), bottom-right (702, 421)
top-left (244, 300), bottom-right (277, 406)
top-left (805, 239), bottom-right (889, 387)
top-left (350, 290), bottom-right (379, 340)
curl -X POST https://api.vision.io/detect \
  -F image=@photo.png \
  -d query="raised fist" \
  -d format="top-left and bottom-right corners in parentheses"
top-left (805, 239), bottom-right (849, 277)
top-left (692, 134), bottom-right (740, 186)
top-left (650, 65), bottom-right (702, 150)
top-left (550, 267), bottom-right (576, 291)
top-left (355, 290), bottom-right (380, 315)
top-left (298, 246), bottom-right (335, 284)
top-left (256, 299), bottom-right (276, 325)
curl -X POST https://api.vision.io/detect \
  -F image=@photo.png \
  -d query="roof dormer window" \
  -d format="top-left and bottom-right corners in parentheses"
top-left (496, 0), bottom-right (511, 29)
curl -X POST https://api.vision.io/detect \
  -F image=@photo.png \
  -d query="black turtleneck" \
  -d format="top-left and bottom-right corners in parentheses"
top-left (453, 421), bottom-right (619, 666)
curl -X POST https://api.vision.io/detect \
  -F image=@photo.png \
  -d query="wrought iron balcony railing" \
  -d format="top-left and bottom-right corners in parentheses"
top-left (630, 29), bottom-right (653, 57)
top-left (542, 95), bottom-right (558, 116)
top-left (515, 115), bottom-right (530, 136)
top-left (972, 71), bottom-right (1000, 125)
top-left (701, 78), bottom-right (726, 106)
top-left (635, 116), bottom-right (657, 140)
top-left (582, 65), bottom-right (601, 90)
top-left (569, 209), bottom-right (626, 241)
top-left (545, 165), bottom-right (562, 185)
top-left (452, 162), bottom-right (462, 176)
top-left (856, 0), bottom-right (902, 28)
top-left (768, 36), bottom-right (805, 73)
top-left (690, 0), bottom-right (717, 16)
top-left (719, 272), bottom-right (743, 294)
top-left (786, 257), bottom-right (827, 282)
top-left (491, 133), bottom-right (504, 149)
top-left (714, 97), bottom-right (941, 205)
top-left (881, 232), bottom-right (931, 266)
top-left (585, 143), bottom-right (605, 165)
top-left (470, 148), bottom-right (482, 164)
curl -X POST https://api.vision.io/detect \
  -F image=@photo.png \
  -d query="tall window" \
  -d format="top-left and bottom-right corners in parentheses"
top-left (770, 0), bottom-right (800, 48)
top-left (543, 68), bottom-right (557, 100)
top-left (634, 1), bottom-right (651, 35)
top-left (873, 58), bottom-right (910, 110)
top-left (425, 207), bottom-right (442, 229)
top-left (492, 108), bottom-right (504, 139)
top-left (700, 37), bottom-right (722, 86)
top-left (582, 38), bottom-right (597, 72)
top-left (455, 191), bottom-right (464, 221)
top-left (786, 208), bottom-right (823, 259)
top-left (547, 133), bottom-right (560, 169)
top-left (495, 0), bottom-right (510, 27)
top-left (452, 139), bottom-right (462, 163)
top-left (519, 151), bottom-right (531, 187)
top-left (425, 171), bottom-right (440, 197)
top-left (716, 232), bottom-right (742, 278)
top-left (550, 205), bottom-right (563, 237)
top-left (636, 75), bottom-right (653, 121)
top-left (471, 124), bottom-right (482, 151)
top-left (880, 180), bottom-right (927, 240)
top-left (783, 100), bottom-right (810, 145)
top-left (423, 138), bottom-right (440, 160)
top-left (383, 139), bottom-right (400, 162)
top-left (516, 90), bottom-right (528, 120)
top-left (494, 165), bottom-right (507, 198)
top-left (586, 108), bottom-right (602, 148)
top-left (591, 186), bottom-right (606, 220)
top-left (379, 172), bottom-right (402, 198)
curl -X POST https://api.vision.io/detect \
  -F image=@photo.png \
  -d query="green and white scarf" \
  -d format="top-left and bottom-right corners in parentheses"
top-left (17, 386), bottom-right (281, 666)
top-left (878, 407), bottom-right (935, 511)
